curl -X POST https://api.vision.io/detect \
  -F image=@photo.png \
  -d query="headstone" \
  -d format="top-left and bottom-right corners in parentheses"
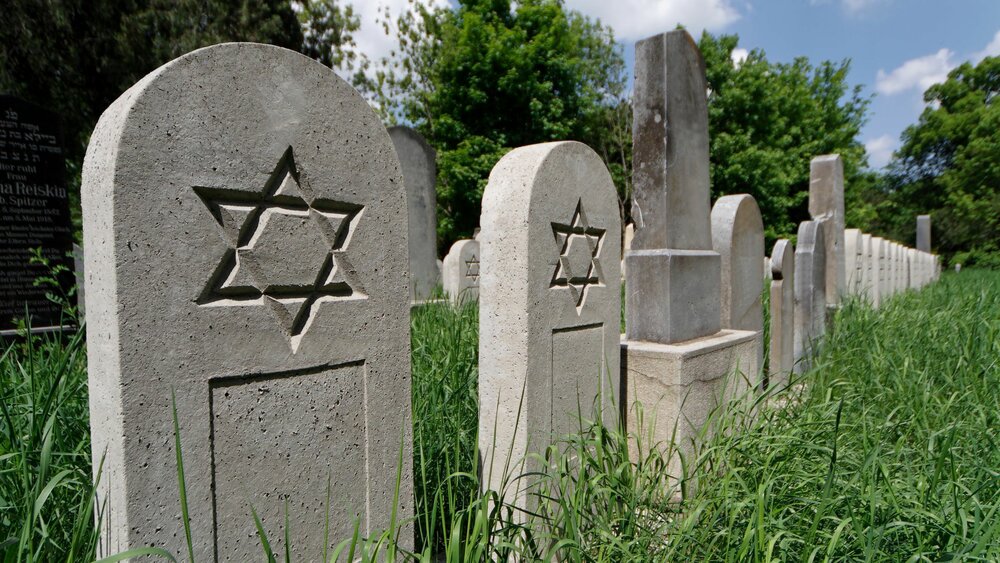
top-left (860, 233), bottom-right (872, 300)
top-left (0, 95), bottom-right (76, 334)
top-left (916, 215), bottom-right (931, 253)
top-left (626, 29), bottom-right (721, 344)
top-left (955, 263), bottom-right (961, 273)
top-left (442, 239), bottom-right (479, 304)
top-left (388, 126), bottom-right (439, 301)
top-left (710, 194), bottom-right (764, 333)
top-left (793, 220), bottom-right (825, 373)
top-left (768, 239), bottom-right (794, 387)
top-left (808, 155), bottom-right (845, 305)
top-left (82, 43), bottom-right (413, 559)
top-left (621, 30), bottom-right (757, 482)
top-left (479, 141), bottom-right (621, 509)
top-left (872, 237), bottom-right (886, 306)
top-left (844, 229), bottom-right (862, 296)
top-left (72, 243), bottom-right (84, 320)
top-left (907, 248), bottom-right (917, 289)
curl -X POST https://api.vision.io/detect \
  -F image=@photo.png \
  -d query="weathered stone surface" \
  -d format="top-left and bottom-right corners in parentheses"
top-left (808, 155), bottom-right (845, 305)
top-left (626, 29), bottom-right (721, 344)
top-left (389, 126), bottom-right (439, 300)
top-left (479, 141), bottom-right (621, 509)
top-left (82, 43), bottom-right (413, 559)
top-left (916, 215), bottom-right (931, 253)
top-left (793, 220), bottom-right (826, 373)
top-left (872, 237), bottom-right (886, 306)
top-left (844, 229), bottom-right (862, 296)
top-left (860, 233), bottom-right (873, 300)
top-left (442, 239), bottom-right (480, 304)
top-left (768, 239), bottom-right (794, 386)
top-left (622, 330), bottom-right (757, 481)
top-left (711, 194), bottom-right (764, 332)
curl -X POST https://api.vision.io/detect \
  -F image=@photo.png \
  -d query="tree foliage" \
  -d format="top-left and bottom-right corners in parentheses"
top-left (699, 33), bottom-right (871, 246)
top-left (0, 0), bottom-right (360, 203)
top-left (373, 0), bottom-right (629, 249)
top-left (868, 56), bottom-right (1000, 266)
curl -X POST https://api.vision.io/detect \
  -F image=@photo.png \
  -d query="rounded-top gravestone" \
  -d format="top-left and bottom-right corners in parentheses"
top-left (82, 43), bottom-right (413, 559)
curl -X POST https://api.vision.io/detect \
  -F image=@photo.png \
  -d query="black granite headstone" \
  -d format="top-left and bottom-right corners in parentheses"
top-left (0, 95), bottom-right (76, 333)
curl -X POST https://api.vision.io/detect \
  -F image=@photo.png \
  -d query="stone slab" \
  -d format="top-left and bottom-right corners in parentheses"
top-left (389, 126), bottom-right (439, 300)
top-left (442, 239), bottom-right (479, 304)
top-left (82, 43), bottom-right (413, 559)
top-left (916, 215), bottom-right (931, 253)
top-left (768, 239), bottom-right (794, 387)
top-left (479, 141), bottom-right (621, 510)
top-left (809, 155), bottom-right (845, 305)
top-left (793, 220), bottom-right (825, 373)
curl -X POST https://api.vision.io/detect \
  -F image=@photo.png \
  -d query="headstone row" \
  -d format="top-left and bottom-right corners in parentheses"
top-left (76, 36), bottom-right (945, 558)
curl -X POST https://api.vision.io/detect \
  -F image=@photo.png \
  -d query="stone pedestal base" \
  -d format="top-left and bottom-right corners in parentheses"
top-left (621, 329), bottom-right (758, 490)
top-left (624, 248), bottom-right (721, 343)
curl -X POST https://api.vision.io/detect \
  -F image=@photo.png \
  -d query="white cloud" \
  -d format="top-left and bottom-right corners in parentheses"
top-left (349, 0), bottom-right (449, 69)
top-left (840, 0), bottom-right (885, 14)
top-left (563, 0), bottom-right (740, 41)
top-left (731, 47), bottom-right (749, 66)
top-left (865, 134), bottom-right (896, 168)
top-left (974, 29), bottom-right (1000, 61)
top-left (875, 48), bottom-right (954, 95)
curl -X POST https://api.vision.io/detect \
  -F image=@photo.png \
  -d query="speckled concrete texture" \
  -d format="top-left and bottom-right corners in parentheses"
top-left (82, 43), bottom-right (413, 559)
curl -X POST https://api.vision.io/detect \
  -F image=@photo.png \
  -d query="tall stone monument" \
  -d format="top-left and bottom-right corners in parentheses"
top-left (442, 238), bottom-right (479, 304)
top-left (622, 30), bottom-right (757, 480)
top-left (768, 239), bottom-right (794, 387)
top-left (793, 220), bottom-right (826, 373)
top-left (82, 44), bottom-right (413, 559)
top-left (809, 155), bottom-right (845, 306)
top-left (479, 141), bottom-right (621, 510)
top-left (388, 126), bottom-right (439, 300)
top-left (916, 215), bottom-right (931, 253)
top-left (0, 96), bottom-right (76, 334)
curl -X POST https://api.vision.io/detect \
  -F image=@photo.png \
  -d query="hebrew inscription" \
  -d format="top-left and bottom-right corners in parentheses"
top-left (551, 200), bottom-right (606, 310)
top-left (195, 147), bottom-right (365, 351)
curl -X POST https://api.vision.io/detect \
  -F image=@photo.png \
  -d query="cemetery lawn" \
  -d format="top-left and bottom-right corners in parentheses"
top-left (2, 269), bottom-right (999, 561)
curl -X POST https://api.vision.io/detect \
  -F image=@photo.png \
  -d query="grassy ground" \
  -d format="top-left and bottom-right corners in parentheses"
top-left (1, 270), bottom-right (998, 561)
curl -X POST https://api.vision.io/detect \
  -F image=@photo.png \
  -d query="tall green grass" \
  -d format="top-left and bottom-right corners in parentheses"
top-left (3, 270), bottom-right (998, 561)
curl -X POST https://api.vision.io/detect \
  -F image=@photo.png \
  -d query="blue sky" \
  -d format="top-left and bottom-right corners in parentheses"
top-left (351, 0), bottom-right (1000, 168)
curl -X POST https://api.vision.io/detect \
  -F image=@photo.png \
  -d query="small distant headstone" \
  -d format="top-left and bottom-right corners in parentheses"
top-left (442, 239), bottom-right (479, 304)
top-left (793, 220), bottom-right (825, 372)
top-left (388, 126), bottom-right (439, 301)
top-left (769, 239), bottom-right (794, 386)
top-left (82, 44), bottom-right (413, 558)
top-left (0, 96), bottom-right (76, 334)
top-left (955, 263), bottom-right (961, 273)
top-left (479, 141), bottom-right (620, 509)
top-left (809, 155), bottom-right (845, 305)
top-left (844, 229), bottom-right (862, 296)
top-left (860, 233), bottom-right (872, 300)
top-left (710, 194), bottom-right (764, 334)
top-left (916, 215), bottom-right (931, 253)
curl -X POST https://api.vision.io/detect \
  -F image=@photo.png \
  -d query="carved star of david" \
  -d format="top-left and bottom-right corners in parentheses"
top-left (465, 255), bottom-right (480, 285)
top-left (194, 147), bottom-right (365, 351)
top-left (551, 200), bottom-right (605, 311)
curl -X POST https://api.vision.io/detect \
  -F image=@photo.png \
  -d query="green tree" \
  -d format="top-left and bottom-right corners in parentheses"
top-left (1, 0), bottom-right (360, 224)
top-left (374, 0), bottom-right (628, 249)
top-left (876, 56), bottom-right (1000, 266)
top-left (698, 33), bottom-right (871, 246)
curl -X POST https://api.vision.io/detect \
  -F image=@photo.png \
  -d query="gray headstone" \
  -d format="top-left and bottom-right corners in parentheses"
top-left (82, 43), bottom-right (413, 559)
top-left (388, 126), bottom-right (439, 300)
top-left (872, 237), bottom-right (886, 306)
top-left (769, 239), bottom-right (794, 386)
top-left (0, 96), bottom-right (77, 334)
top-left (625, 29), bottom-right (721, 344)
top-left (710, 194), bottom-right (764, 332)
top-left (479, 141), bottom-right (621, 509)
top-left (860, 233), bottom-right (872, 300)
top-left (793, 220), bottom-right (826, 373)
top-left (844, 229), bottom-right (862, 296)
top-left (808, 154), bottom-right (845, 305)
top-left (916, 215), bottom-right (931, 253)
top-left (442, 239), bottom-right (479, 304)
